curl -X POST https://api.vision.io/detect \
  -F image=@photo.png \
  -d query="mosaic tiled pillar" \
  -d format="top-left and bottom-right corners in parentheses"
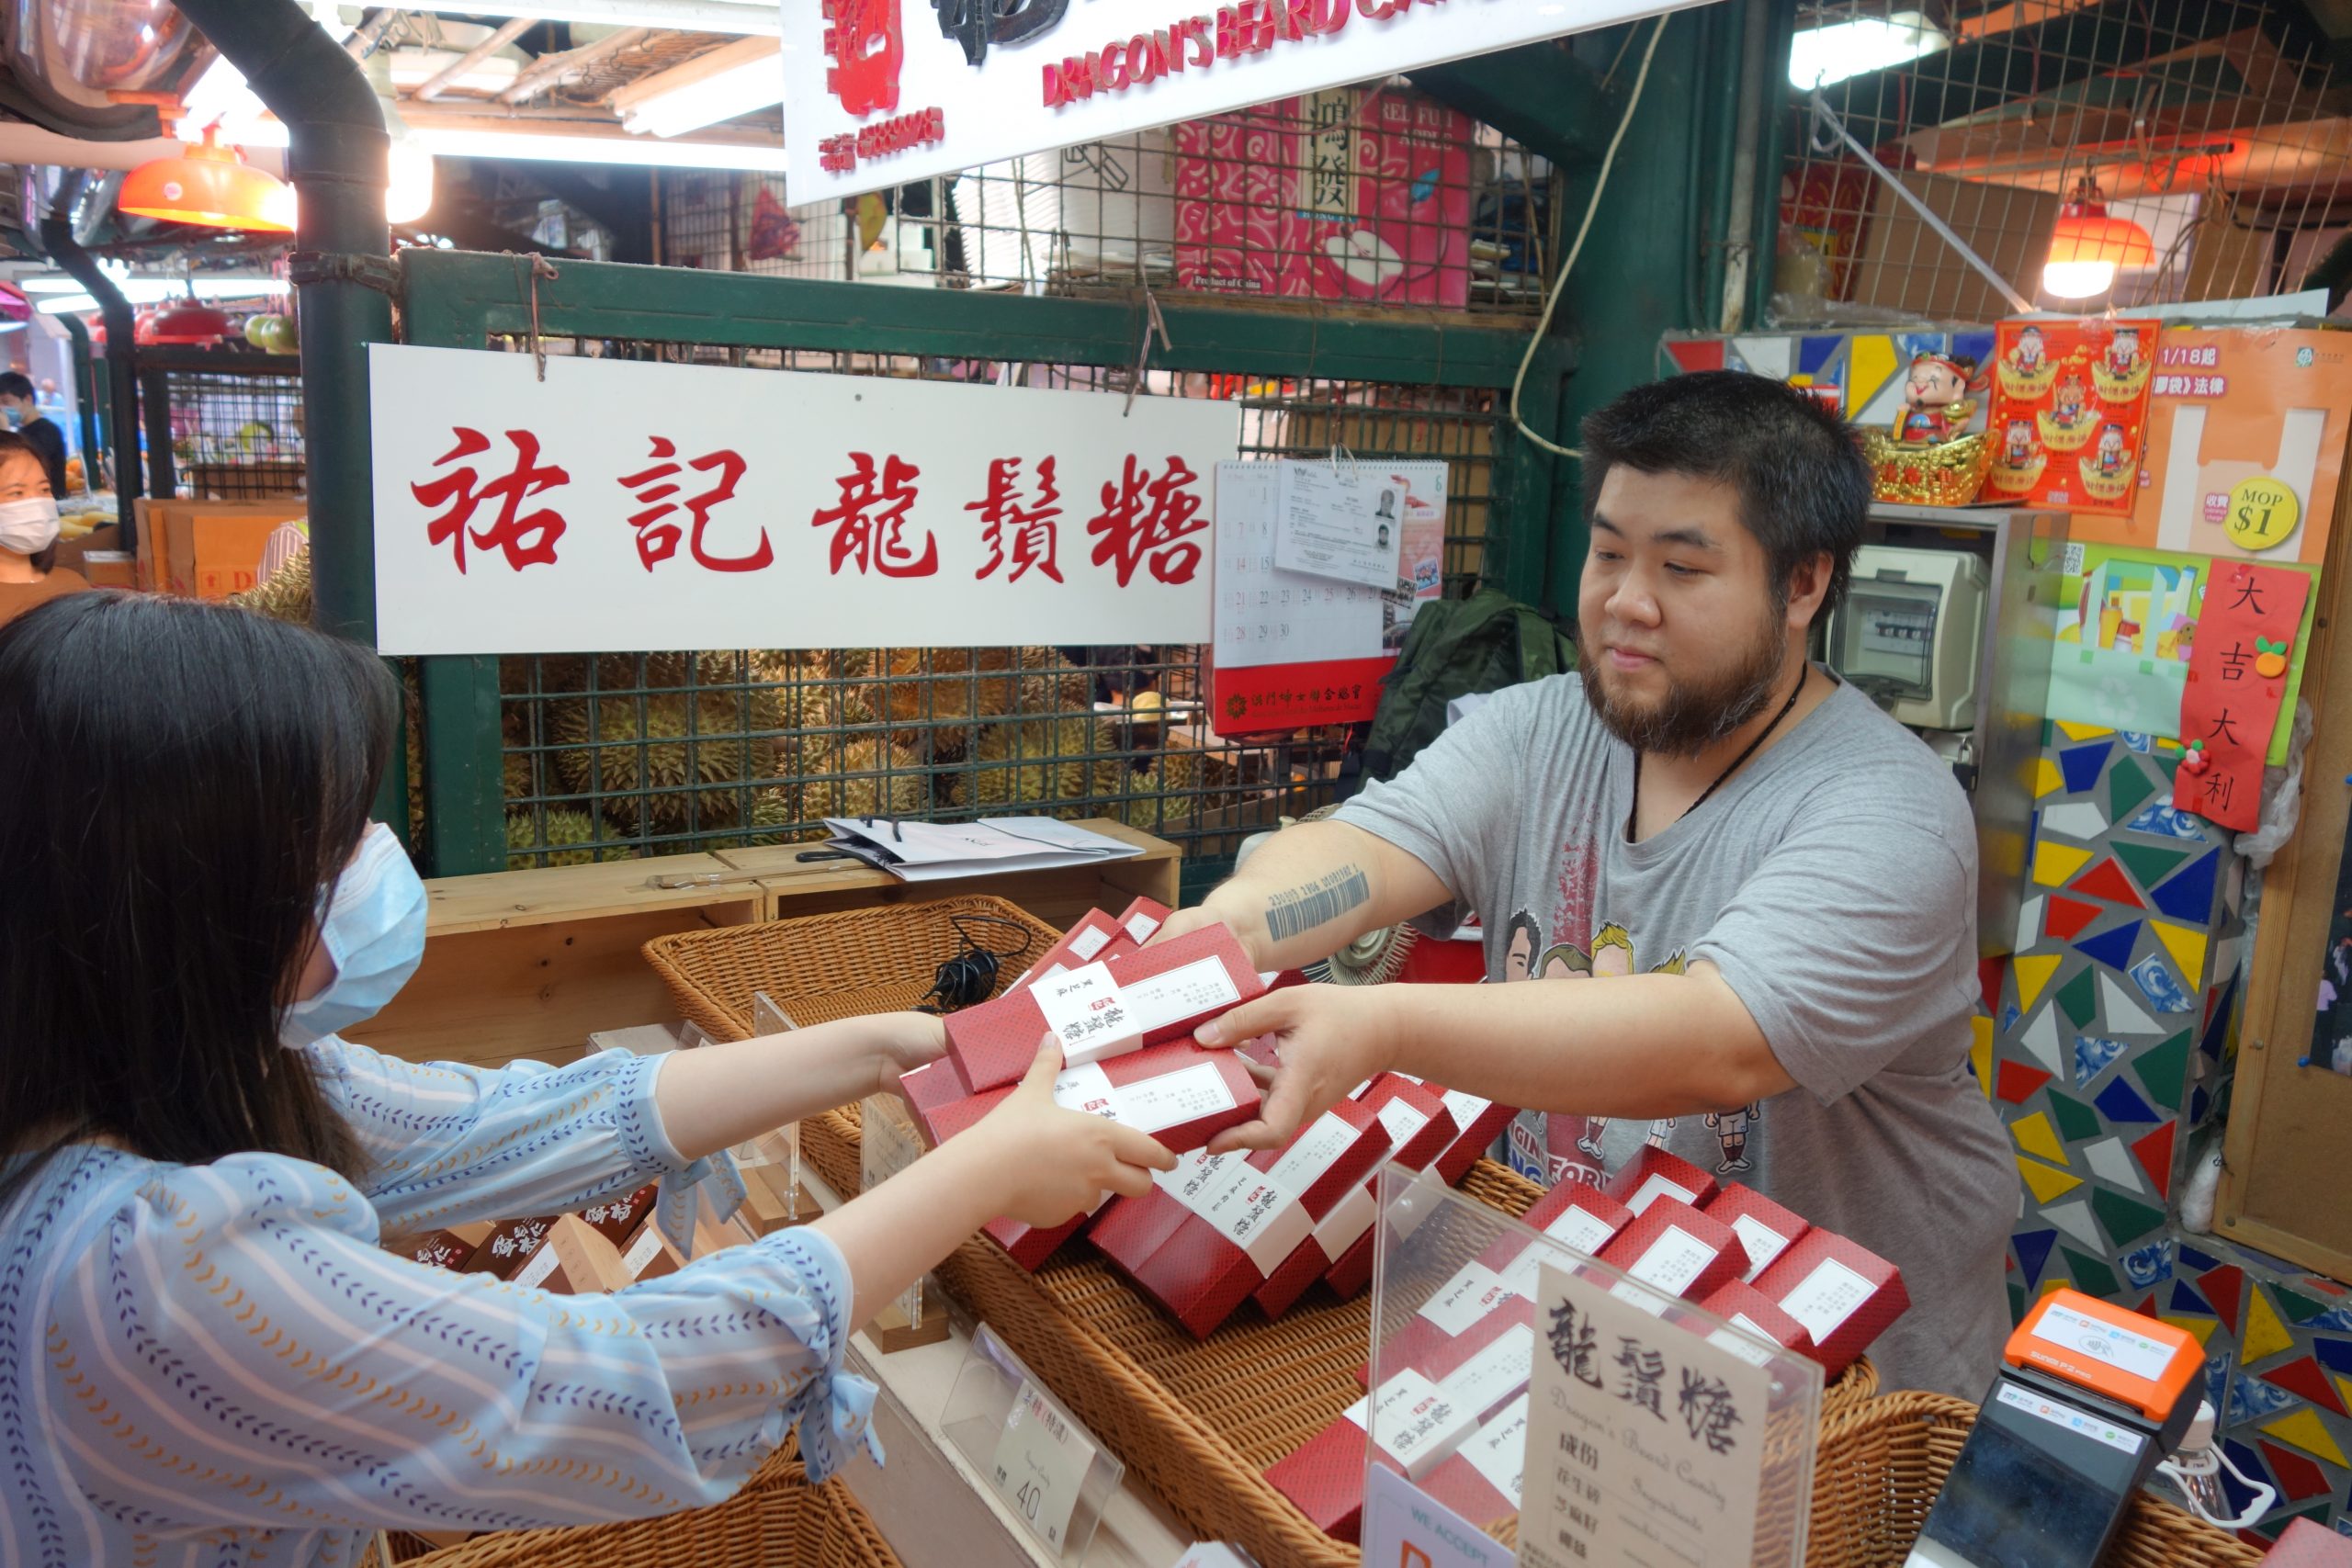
top-left (1986, 720), bottom-right (2352, 1541)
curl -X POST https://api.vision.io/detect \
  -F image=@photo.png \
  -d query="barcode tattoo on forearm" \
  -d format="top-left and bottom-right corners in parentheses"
top-left (1265, 866), bottom-right (1371, 943)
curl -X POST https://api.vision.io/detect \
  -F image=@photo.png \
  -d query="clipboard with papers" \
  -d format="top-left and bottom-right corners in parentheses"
top-left (822, 816), bottom-right (1147, 883)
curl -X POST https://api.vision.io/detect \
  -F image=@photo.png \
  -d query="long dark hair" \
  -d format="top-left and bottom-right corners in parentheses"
top-left (0, 593), bottom-right (395, 1197)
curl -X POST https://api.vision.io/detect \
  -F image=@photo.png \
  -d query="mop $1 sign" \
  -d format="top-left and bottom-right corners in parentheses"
top-left (368, 344), bottom-right (1238, 655)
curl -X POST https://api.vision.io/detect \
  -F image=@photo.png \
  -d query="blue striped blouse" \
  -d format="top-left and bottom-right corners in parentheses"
top-left (0, 1037), bottom-right (879, 1568)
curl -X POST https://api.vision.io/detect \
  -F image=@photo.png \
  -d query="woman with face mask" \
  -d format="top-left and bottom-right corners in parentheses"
top-left (0, 593), bottom-right (1176, 1566)
top-left (0, 429), bottom-right (86, 629)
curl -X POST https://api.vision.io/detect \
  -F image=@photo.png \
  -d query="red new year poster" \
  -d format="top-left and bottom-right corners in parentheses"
top-left (1983, 317), bottom-right (2160, 515)
top-left (2173, 561), bottom-right (2312, 831)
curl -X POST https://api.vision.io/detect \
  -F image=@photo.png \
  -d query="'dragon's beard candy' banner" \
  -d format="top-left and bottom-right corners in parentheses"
top-left (1983, 318), bottom-right (2159, 515)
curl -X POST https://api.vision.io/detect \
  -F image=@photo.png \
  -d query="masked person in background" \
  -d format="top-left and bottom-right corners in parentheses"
top-left (1154, 373), bottom-right (2012, 1398)
top-left (0, 429), bottom-right (86, 629)
top-left (0, 592), bottom-right (1174, 1566)
top-left (0, 372), bottom-right (67, 500)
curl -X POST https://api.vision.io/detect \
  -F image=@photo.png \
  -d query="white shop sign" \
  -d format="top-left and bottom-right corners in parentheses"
top-left (368, 344), bottom-right (1238, 655)
top-left (782, 0), bottom-right (1707, 201)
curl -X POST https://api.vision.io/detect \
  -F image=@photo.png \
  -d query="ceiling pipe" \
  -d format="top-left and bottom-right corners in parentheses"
top-left (412, 17), bottom-right (537, 100)
top-left (36, 172), bottom-right (144, 546)
top-left (497, 25), bottom-right (653, 105)
top-left (171, 0), bottom-right (392, 658)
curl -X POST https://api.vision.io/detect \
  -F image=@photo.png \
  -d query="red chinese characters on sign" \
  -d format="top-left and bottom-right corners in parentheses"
top-left (1087, 454), bottom-right (1206, 587)
top-left (969, 456), bottom-right (1064, 583)
top-left (412, 427), bottom-right (570, 573)
top-left (811, 452), bottom-right (940, 578)
top-left (618, 437), bottom-right (774, 573)
top-left (2174, 561), bottom-right (2311, 831)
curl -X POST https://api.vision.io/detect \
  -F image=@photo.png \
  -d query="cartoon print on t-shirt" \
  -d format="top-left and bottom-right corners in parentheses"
top-left (1705, 1102), bottom-right (1759, 1174)
top-left (1590, 922), bottom-right (1634, 978)
top-left (1502, 911), bottom-right (1540, 982)
top-left (1538, 943), bottom-right (1592, 977)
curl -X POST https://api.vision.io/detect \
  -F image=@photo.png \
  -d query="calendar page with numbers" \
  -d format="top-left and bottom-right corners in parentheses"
top-left (1209, 459), bottom-right (1448, 737)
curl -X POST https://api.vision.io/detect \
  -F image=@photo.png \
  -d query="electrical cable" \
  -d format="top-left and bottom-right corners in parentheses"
top-left (1507, 11), bottom-right (1671, 462)
top-left (916, 912), bottom-right (1037, 1013)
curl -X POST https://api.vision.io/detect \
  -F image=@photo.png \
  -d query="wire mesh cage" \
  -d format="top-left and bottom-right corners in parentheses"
top-left (1779, 0), bottom-right (2352, 322)
top-left (654, 91), bottom-right (1554, 313)
top-left (158, 364), bottom-right (306, 499)
top-left (486, 337), bottom-right (1500, 883)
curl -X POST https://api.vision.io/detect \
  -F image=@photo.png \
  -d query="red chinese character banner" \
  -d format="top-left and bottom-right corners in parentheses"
top-left (1981, 317), bottom-right (2159, 516)
top-left (369, 345), bottom-right (1238, 655)
top-left (2173, 561), bottom-right (2311, 830)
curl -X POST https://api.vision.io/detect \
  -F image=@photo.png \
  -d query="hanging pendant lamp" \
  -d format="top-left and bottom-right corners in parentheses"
top-left (119, 124), bottom-right (296, 234)
top-left (2043, 175), bottom-right (2155, 300)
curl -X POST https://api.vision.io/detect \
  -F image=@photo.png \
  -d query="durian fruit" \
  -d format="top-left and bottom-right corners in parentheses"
top-left (707, 786), bottom-right (805, 852)
top-left (501, 653), bottom-right (588, 696)
top-left (800, 738), bottom-right (936, 821)
top-left (551, 693), bottom-right (752, 833)
top-left (1112, 747), bottom-right (1209, 829)
top-left (504, 808), bottom-right (626, 868)
top-left (228, 544), bottom-right (311, 622)
top-left (876, 647), bottom-right (1024, 751)
top-left (966, 716), bottom-right (1125, 816)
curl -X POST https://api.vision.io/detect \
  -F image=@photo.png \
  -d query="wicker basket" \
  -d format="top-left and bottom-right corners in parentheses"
top-left (641, 900), bottom-right (1880, 1568)
top-left (391, 1456), bottom-right (901, 1568)
top-left (1804, 1392), bottom-right (2264, 1568)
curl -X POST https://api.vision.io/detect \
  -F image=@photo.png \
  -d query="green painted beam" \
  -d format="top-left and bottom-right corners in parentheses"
top-left (418, 655), bottom-right (508, 876)
top-left (1408, 41), bottom-right (1621, 171)
top-left (397, 249), bottom-right (1554, 389)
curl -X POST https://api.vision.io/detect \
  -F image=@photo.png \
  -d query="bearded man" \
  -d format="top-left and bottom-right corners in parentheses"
top-left (1154, 372), bottom-right (2010, 1397)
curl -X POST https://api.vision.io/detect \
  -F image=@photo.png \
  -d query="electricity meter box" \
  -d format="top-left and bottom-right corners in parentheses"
top-left (1904, 1289), bottom-right (2203, 1568)
top-left (1826, 545), bottom-right (1989, 731)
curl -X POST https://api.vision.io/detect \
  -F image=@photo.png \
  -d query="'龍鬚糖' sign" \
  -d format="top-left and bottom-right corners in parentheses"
top-left (368, 344), bottom-right (1238, 655)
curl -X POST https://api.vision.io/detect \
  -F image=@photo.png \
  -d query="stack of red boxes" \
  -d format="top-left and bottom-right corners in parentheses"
top-left (1316, 1077), bottom-right (1462, 1301)
top-left (1750, 1230), bottom-right (1909, 1377)
top-left (1093, 1100), bottom-right (1395, 1337)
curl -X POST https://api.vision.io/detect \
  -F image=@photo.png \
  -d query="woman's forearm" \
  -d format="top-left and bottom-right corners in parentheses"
top-left (652, 1022), bottom-right (889, 1163)
top-left (808, 1135), bottom-right (1007, 1325)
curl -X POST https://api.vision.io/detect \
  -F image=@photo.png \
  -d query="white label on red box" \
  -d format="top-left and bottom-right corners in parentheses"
top-left (1623, 1224), bottom-right (1716, 1296)
top-left (1438, 1324), bottom-right (1534, 1416)
top-left (1115, 1062), bottom-right (1238, 1134)
top-left (1374, 1099), bottom-right (1431, 1150)
top-left (1204, 1170), bottom-right (1313, 1275)
top-left (1124, 910), bottom-right (1163, 944)
top-left (1053, 1062), bottom-right (1124, 1119)
top-left (512, 1242), bottom-right (562, 1291)
top-left (1313, 1182), bottom-right (1378, 1260)
top-left (1624, 1173), bottom-right (1698, 1216)
top-left (621, 1225), bottom-right (666, 1278)
top-left (1419, 1262), bottom-right (1514, 1337)
top-left (1121, 955), bottom-right (1244, 1031)
top-left (1439, 1091), bottom-right (1491, 1136)
top-left (1036, 963), bottom-right (1141, 1066)
top-left (1779, 1258), bottom-right (1874, 1343)
top-left (1268, 1112), bottom-right (1361, 1194)
top-left (1544, 1206), bottom-right (1619, 1258)
top-left (1070, 925), bottom-right (1114, 962)
top-left (1705, 1316), bottom-right (1782, 1369)
top-left (2030, 1302), bottom-right (2180, 1383)
top-left (1496, 1247), bottom-right (1548, 1304)
top-left (1729, 1216), bottom-right (1793, 1280)
top-left (1347, 1371), bottom-right (1477, 1481)
top-left (1460, 1393), bottom-right (1530, 1506)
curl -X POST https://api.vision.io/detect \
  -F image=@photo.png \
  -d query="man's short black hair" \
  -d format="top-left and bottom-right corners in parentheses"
top-left (0, 373), bottom-right (32, 402)
top-left (1579, 370), bottom-right (1871, 623)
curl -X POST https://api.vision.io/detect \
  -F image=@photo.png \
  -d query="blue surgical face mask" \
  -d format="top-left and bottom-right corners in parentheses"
top-left (281, 822), bottom-right (427, 1048)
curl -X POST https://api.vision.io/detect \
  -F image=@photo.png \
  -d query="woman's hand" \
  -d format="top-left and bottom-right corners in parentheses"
top-left (865, 1010), bottom-right (948, 1099)
top-left (958, 1041), bottom-right (1177, 1227)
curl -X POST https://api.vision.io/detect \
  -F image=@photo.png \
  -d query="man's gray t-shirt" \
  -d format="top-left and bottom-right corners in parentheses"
top-left (1334, 670), bottom-right (2012, 1397)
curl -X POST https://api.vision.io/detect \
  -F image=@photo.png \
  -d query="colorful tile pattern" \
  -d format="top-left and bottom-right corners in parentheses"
top-left (1990, 728), bottom-right (2352, 1540)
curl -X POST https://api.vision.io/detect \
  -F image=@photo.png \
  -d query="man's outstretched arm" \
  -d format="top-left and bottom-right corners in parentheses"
top-left (1161, 818), bottom-right (1456, 972)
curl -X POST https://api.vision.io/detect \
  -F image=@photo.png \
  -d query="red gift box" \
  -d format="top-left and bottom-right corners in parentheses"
top-left (918, 1041), bottom-right (1261, 1154)
top-left (985, 1207), bottom-right (1096, 1271)
top-left (1010, 908), bottom-right (1124, 990)
top-left (1752, 1230), bottom-right (1909, 1379)
top-left (1319, 1077), bottom-right (1461, 1301)
top-left (1486, 1184), bottom-right (1634, 1301)
top-left (1106, 1102), bottom-right (1392, 1337)
top-left (1266, 1369), bottom-right (1483, 1543)
top-left (1215, 1102), bottom-right (1395, 1321)
top-left (582, 1182), bottom-right (662, 1250)
top-left (1411, 1080), bottom-right (1518, 1186)
top-left (1604, 1145), bottom-right (1720, 1218)
top-left (947, 923), bottom-right (1265, 1091)
top-left (899, 1058), bottom-right (972, 1129)
top-left (1419, 1391), bottom-right (1530, 1528)
top-left (1414, 1300), bottom-right (1537, 1419)
top-left (403, 1229), bottom-right (481, 1271)
top-left (1115, 896), bottom-right (1172, 947)
top-left (462, 1215), bottom-right (564, 1287)
top-left (1693, 1280), bottom-right (1818, 1366)
top-left (1596, 1197), bottom-right (1750, 1312)
top-left (1702, 1184), bottom-right (1811, 1283)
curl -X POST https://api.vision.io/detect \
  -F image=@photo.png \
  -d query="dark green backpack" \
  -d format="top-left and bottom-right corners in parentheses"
top-left (1357, 590), bottom-right (1577, 786)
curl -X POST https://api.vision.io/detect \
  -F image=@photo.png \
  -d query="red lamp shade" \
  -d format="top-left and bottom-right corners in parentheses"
top-left (119, 125), bottom-right (295, 234)
top-left (142, 301), bottom-right (232, 345)
top-left (2048, 202), bottom-right (2156, 269)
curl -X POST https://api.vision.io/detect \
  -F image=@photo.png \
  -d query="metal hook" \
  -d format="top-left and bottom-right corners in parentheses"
top-left (1122, 286), bottom-right (1171, 417)
top-left (509, 251), bottom-right (561, 381)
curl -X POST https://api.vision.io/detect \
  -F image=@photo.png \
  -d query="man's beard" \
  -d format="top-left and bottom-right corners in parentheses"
top-left (1578, 608), bottom-right (1793, 759)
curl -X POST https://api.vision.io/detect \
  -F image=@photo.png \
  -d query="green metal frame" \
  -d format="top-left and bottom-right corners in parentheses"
top-left (397, 248), bottom-right (1575, 874)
